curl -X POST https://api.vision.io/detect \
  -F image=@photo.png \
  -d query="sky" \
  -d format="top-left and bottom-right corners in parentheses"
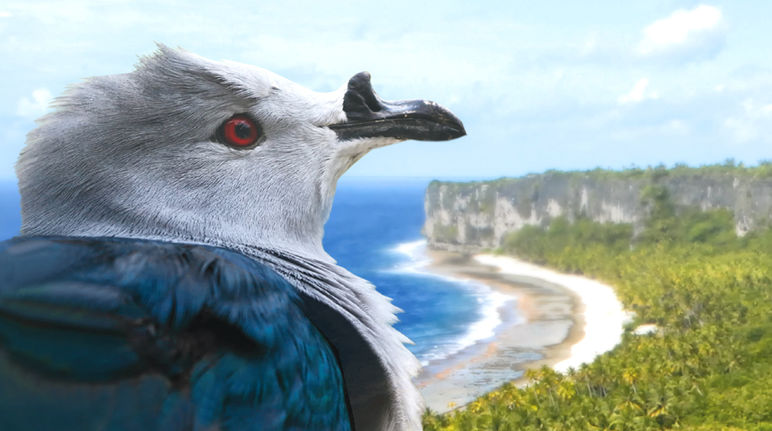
top-left (1, 1), bottom-right (770, 180)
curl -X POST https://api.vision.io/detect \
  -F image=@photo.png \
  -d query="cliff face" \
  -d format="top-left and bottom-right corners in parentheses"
top-left (423, 169), bottom-right (772, 250)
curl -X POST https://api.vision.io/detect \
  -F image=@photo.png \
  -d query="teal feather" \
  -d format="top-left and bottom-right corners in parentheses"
top-left (0, 236), bottom-right (352, 430)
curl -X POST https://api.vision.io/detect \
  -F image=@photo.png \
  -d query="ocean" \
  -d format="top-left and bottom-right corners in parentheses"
top-left (0, 178), bottom-right (511, 367)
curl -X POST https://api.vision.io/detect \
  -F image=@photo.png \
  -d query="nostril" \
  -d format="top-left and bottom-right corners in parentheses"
top-left (363, 92), bottom-right (382, 113)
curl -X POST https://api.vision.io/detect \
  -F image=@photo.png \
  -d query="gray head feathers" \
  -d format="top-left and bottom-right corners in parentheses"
top-left (18, 45), bottom-right (348, 256)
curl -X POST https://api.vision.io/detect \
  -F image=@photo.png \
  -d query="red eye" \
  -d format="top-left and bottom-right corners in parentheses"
top-left (220, 114), bottom-right (260, 148)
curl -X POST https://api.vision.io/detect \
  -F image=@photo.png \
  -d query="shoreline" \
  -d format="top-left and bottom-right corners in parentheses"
top-left (475, 254), bottom-right (628, 373)
top-left (414, 248), bottom-right (626, 412)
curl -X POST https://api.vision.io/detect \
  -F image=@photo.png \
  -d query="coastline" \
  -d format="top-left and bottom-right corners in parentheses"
top-left (414, 248), bottom-right (626, 413)
top-left (475, 254), bottom-right (628, 373)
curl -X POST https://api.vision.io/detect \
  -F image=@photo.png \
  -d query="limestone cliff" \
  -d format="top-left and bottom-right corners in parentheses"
top-left (423, 166), bottom-right (772, 250)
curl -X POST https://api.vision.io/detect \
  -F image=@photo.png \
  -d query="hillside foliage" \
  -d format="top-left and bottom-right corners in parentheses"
top-left (422, 182), bottom-right (772, 430)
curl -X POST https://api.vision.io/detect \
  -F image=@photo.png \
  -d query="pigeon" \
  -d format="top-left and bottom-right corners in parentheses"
top-left (0, 45), bottom-right (465, 431)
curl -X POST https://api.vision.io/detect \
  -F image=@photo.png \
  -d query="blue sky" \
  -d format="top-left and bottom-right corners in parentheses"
top-left (1, 1), bottom-right (770, 180)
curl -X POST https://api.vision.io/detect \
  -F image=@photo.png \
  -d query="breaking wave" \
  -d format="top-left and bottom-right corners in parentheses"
top-left (389, 239), bottom-right (516, 366)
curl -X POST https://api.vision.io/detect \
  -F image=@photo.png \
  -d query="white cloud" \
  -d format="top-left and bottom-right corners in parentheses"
top-left (665, 119), bottom-right (690, 135)
top-left (16, 88), bottom-right (53, 118)
top-left (638, 5), bottom-right (725, 60)
top-left (618, 78), bottom-right (659, 104)
top-left (0, 11), bottom-right (12, 18)
top-left (724, 99), bottom-right (772, 143)
top-left (580, 32), bottom-right (599, 57)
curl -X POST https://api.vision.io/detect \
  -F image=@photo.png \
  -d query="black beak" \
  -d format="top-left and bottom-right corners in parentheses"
top-left (329, 72), bottom-right (466, 141)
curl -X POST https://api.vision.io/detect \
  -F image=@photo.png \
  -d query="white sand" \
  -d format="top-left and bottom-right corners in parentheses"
top-left (475, 254), bottom-right (629, 373)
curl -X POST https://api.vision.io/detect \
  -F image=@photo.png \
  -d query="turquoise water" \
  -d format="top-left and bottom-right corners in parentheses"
top-left (0, 182), bottom-right (20, 241)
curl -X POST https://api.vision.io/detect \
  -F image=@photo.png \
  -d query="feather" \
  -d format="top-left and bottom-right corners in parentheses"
top-left (0, 237), bottom-right (352, 431)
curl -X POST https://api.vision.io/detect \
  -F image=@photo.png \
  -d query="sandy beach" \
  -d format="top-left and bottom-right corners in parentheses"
top-left (415, 249), bottom-right (627, 412)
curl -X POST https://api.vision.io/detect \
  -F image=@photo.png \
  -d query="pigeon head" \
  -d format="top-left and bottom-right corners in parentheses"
top-left (17, 45), bottom-right (464, 256)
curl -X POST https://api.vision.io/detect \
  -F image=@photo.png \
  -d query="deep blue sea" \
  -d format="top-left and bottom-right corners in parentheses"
top-left (0, 178), bottom-right (498, 365)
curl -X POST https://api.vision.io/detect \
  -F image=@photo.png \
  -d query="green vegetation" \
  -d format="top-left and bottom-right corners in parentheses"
top-left (558, 159), bottom-right (772, 181)
top-left (465, 160), bottom-right (772, 188)
top-left (422, 182), bottom-right (772, 430)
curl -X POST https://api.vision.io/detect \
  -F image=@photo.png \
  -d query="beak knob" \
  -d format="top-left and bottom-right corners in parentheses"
top-left (343, 72), bottom-right (386, 122)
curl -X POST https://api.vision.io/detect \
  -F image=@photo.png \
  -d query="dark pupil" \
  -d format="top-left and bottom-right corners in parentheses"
top-left (234, 122), bottom-right (251, 139)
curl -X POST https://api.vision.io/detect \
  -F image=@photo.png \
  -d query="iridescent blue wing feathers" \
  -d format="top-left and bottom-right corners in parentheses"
top-left (0, 236), bottom-right (352, 431)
